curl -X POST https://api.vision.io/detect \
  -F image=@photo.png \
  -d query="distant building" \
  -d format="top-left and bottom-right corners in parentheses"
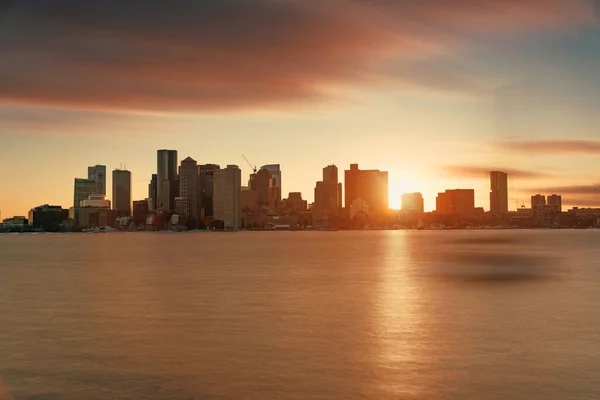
top-left (88, 165), bottom-right (107, 196)
top-left (73, 178), bottom-right (98, 225)
top-left (179, 157), bottom-right (199, 223)
top-left (174, 197), bottom-right (191, 218)
top-left (436, 189), bottom-right (475, 215)
top-left (241, 187), bottom-right (259, 211)
top-left (112, 169), bottom-right (132, 216)
top-left (282, 192), bottom-right (308, 212)
top-left (260, 164), bottom-right (282, 205)
top-left (1, 216), bottom-right (28, 229)
top-left (81, 194), bottom-right (110, 209)
top-left (213, 165), bottom-right (242, 230)
top-left (148, 174), bottom-right (158, 211)
top-left (97, 209), bottom-right (129, 229)
top-left (490, 171), bottom-right (508, 214)
top-left (157, 149), bottom-right (178, 211)
top-left (547, 194), bottom-right (562, 212)
top-left (531, 194), bottom-right (546, 209)
top-left (344, 164), bottom-right (388, 214)
top-left (251, 168), bottom-right (276, 209)
top-left (401, 192), bottom-right (424, 214)
top-left (314, 164), bottom-right (343, 224)
top-left (198, 164), bottom-right (220, 218)
top-left (133, 200), bottom-right (150, 226)
top-left (28, 205), bottom-right (69, 231)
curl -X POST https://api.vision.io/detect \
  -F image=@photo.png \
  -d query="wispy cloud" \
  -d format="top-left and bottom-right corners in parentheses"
top-left (442, 165), bottom-right (550, 180)
top-left (526, 184), bottom-right (600, 195)
top-left (497, 140), bottom-right (600, 154)
top-left (0, 0), bottom-right (594, 112)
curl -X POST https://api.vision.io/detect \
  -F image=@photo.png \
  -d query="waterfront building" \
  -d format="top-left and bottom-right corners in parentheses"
top-left (112, 169), bottom-right (132, 216)
top-left (531, 194), bottom-right (546, 209)
top-left (157, 150), bottom-right (178, 212)
top-left (547, 194), bottom-right (562, 212)
top-left (28, 205), bottom-right (69, 231)
top-left (198, 164), bottom-right (220, 218)
top-left (314, 164), bottom-right (342, 224)
top-left (344, 164), bottom-right (388, 214)
top-left (179, 157), bottom-right (199, 223)
top-left (88, 165), bottom-right (107, 196)
top-left (436, 189), bottom-right (475, 215)
top-left (133, 200), bottom-right (150, 226)
top-left (213, 165), bottom-right (242, 230)
top-left (490, 171), bottom-right (508, 214)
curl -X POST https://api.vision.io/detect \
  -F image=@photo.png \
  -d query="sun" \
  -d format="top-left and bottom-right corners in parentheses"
top-left (388, 174), bottom-right (431, 210)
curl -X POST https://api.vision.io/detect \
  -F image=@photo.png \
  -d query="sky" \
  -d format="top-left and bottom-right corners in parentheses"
top-left (1, 0), bottom-right (600, 218)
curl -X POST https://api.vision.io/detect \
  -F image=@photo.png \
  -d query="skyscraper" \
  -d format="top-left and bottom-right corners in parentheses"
top-left (157, 150), bottom-right (178, 212)
top-left (198, 164), bottom-right (220, 218)
top-left (179, 157), bottom-right (199, 223)
top-left (313, 164), bottom-right (342, 224)
top-left (112, 169), bottom-right (132, 216)
top-left (547, 194), bottom-right (562, 212)
top-left (251, 168), bottom-right (275, 208)
top-left (88, 165), bottom-right (107, 196)
top-left (344, 164), bottom-right (388, 214)
top-left (213, 165), bottom-right (241, 230)
top-left (260, 164), bottom-right (282, 206)
top-left (490, 171), bottom-right (508, 214)
top-left (148, 174), bottom-right (158, 211)
top-left (401, 192), bottom-right (424, 214)
top-left (74, 178), bottom-right (98, 208)
top-left (73, 178), bottom-right (98, 225)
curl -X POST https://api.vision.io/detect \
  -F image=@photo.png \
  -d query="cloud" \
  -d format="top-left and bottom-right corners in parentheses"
top-left (442, 165), bottom-right (550, 180)
top-left (498, 140), bottom-right (600, 154)
top-left (0, 0), bottom-right (594, 112)
top-left (527, 184), bottom-right (600, 195)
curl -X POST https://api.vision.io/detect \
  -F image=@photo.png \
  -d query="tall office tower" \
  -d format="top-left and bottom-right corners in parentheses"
top-left (213, 165), bottom-right (242, 230)
top-left (250, 168), bottom-right (275, 209)
top-left (531, 194), bottom-right (546, 209)
top-left (344, 164), bottom-right (388, 214)
top-left (157, 150), bottom-right (178, 212)
top-left (88, 165), bottom-right (107, 196)
top-left (547, 194), bottom-right (562, 212)
top-left (73, 178), bottom-right (98, 225)
top-left (313, 164), bottom-right (343, 223)
top-left (436, 189), bottom-right (475, 215)
top-left (178, 157), bottom-right (199, 223)
top-left (74, 178), bottom-right (98, 208)
top-left (401, 192), bottom-right (424, 214)
top-left (198, 164), bottom-right (220, 218)
top-left (148, 174), bottom-right (158, 211)
top-left (260, 164), bottom-right (282, 206)
top-left (490, 171), bottom-right (508, 214)
top-left (112, 169), bottom-right (132, 216)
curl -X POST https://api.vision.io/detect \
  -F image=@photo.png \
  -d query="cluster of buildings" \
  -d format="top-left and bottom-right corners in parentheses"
top-left (4, 157), bottom-right (600, 232)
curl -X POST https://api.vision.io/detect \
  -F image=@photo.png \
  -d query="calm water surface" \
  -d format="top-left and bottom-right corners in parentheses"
top-left (1, 230), bottom-right (599, 400)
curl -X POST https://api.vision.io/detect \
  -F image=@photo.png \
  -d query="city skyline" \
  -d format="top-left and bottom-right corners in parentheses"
top-left (2, 1), bottom-right (600, 217)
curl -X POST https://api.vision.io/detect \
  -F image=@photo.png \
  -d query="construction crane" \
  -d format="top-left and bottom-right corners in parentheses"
top-left (242, 154), bottom-right (257, 174)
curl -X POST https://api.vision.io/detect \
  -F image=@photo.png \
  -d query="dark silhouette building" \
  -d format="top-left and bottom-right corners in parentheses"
top-left (112, 169), bottom-right (132, 216)
top-left (148, 174), bottom-right (158, 211)
top-left (133, 200), bottom-right (150, 226)
top-left (344, 164), bottom-right (388, 214)
top-left (547, 194), bottom-right (562, 212)
top-left (198, 164), bottom-right (220, 218)
top-left (157, 150), bottom-right (178, 212)
top-left (436, 189), bottom-right (475, 216)
top-left (28, 205), bottom-right (69, 231)
top-left (251, 168), bottom-right (276, 209)
top-left (179, 157), bottom-right (199, 224)
top-left (531, 194), bottom-right (546, 208)
top-left (490, 171), bottom-right (508, 214)
top-left (314, 164), bottom-right (342, 224)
